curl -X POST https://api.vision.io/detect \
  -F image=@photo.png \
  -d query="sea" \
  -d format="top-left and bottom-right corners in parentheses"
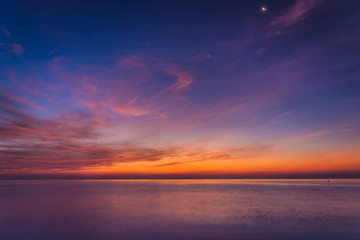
top-left (0, 179), bottom-right (359, 240)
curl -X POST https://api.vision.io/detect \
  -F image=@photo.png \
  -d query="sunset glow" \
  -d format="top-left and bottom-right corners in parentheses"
top-left (0, 0), bottom-right (359, 179)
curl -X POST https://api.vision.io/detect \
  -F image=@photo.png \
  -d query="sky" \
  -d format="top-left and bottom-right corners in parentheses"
top-left (0, 0), bottom-right (360, 178)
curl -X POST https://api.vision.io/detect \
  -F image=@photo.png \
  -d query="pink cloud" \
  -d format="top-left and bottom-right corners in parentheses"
top-left (0, 92), bottom-right (273, 173)
top-left (0, 43), bottom-right (24, 55)
top-left (268, 0), bottom-right (322, 36)
top-left (1, 27), bottom-right (10, 36)
top-left (112, 96), bottom-right (150, 117)
top-left (69, 54), bottom-right (194, 119)
top-left (12, 44), bottom-right (24, 55)
top-left (0, 90), bottom-right (41, 110)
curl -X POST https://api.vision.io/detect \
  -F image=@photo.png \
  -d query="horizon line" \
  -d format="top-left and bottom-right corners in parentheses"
top-left (1, 173), bottom-right (360, 180)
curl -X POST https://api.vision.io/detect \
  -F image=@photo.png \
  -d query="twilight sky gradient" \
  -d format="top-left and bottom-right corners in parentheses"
top-left (0, 0), bottom-right (360, 178)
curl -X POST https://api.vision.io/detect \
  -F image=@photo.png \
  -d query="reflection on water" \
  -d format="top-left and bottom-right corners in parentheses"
top-left (0, 179), bottom-right (359, 240)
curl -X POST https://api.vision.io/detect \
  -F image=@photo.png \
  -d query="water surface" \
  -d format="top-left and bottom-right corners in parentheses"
top-left (0, 179), bottom-right (359, 240)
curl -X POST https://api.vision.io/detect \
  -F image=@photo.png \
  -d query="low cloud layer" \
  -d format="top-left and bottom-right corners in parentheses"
top-left (0, 92), bottom-right (272, 172)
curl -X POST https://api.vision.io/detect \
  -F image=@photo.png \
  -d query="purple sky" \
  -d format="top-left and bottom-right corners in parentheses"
top-left (0, 0), bottom-right (360, 178)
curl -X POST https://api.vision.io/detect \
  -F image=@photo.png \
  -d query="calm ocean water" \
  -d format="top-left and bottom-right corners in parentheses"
top-left (0, 179), bottom-right (359, 240)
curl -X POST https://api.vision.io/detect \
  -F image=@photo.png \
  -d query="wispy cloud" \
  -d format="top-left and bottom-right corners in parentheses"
top-left (267, 0), bottom-right (322, 36)
top-left (0, 91), bottom-right (273, 172)
top-left (152, 143), bottom-right (273, 168)
top-left (0, 92), bottom-right (171, 171)
top-left (112, 96), bottom-right (150, 117)
top-left (333, 97), bottom-right (360, 106)
top-left (0, 43), bottom-right (24, 55)
top-left (1, 27), bottom-right (10, 37)
top-left (278, 123), bottom-right (357, 145)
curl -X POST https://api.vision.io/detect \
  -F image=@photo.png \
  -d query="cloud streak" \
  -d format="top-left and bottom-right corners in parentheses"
top-left (1, 27), bottom-right (10, 37)
top-left (0, 43), bottom-right (24, 55)
top-left (1, 0), bottom-right (359, 178)
top-left (0, 91), bottom-right (273, 173)
top-left (267, 0), bottom-right (322, 36)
